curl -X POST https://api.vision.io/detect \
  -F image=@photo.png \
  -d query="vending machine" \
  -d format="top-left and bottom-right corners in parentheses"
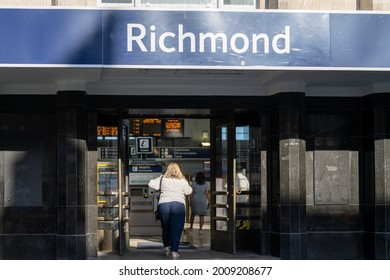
top-left (129, 163), bottom-right (162, 235)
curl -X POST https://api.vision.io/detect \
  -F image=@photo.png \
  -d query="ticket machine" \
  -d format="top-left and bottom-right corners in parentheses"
top-left (129, 163), bottom-right (162, 235)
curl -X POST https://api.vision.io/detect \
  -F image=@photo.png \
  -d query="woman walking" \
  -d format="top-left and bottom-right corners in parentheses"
top-left (148, 163), bottom-right (192, 259)
top-left (189, 172), bottom-right (210, 235)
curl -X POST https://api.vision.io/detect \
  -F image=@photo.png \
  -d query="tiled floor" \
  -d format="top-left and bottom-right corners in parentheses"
top-left (95, 223), bottom-right (278, 260)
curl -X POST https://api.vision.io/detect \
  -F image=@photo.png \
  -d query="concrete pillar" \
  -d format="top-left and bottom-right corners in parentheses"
top-left (56, 91), bottom-right (97, 259)
top-left (269, 92), bottom-right (307, 259)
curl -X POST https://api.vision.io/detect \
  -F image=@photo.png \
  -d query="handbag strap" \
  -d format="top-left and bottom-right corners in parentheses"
top-left (159, 175), bottom-right (163, 187)
top-left (156, 176), bottom-right (163, 200)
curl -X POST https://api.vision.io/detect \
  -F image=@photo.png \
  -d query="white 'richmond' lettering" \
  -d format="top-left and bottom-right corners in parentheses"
top-left (127, 24), bottom-right (290, 55)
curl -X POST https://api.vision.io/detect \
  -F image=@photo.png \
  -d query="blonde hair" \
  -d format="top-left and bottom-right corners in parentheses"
top-left (164, 163), bottom-right (185, 179)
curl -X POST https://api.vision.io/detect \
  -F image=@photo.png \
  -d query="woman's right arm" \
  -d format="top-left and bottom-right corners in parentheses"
top-left (148, 175), bottom-right (162, 190)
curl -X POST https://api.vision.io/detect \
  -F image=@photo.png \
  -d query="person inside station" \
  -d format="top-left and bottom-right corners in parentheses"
top-left (188, 171), bottom-right (210, 235)
top-left (235, 166), bottom-right (250, 230)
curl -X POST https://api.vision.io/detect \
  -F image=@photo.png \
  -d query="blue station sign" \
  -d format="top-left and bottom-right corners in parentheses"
top-left (0, 8), bottom-right (390, 69)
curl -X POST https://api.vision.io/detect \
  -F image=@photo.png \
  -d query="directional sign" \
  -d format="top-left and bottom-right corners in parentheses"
top-left (136, 137), bottom-right (153, 154)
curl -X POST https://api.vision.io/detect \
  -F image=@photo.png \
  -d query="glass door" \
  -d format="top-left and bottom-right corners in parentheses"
top-left (210, 111), bottom-right (262, 255)
top-left (210, 117), bottom-right (236, 254)
top-left (234, 112), bottom-right (262, 254)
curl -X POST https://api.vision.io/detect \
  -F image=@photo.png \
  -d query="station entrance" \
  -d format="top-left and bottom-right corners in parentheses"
top-left (96, 107), bottom-right (264, 256)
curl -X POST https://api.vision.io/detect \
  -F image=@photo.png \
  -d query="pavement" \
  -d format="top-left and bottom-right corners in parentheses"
top-left (94, 223), bottom-right (279, 260)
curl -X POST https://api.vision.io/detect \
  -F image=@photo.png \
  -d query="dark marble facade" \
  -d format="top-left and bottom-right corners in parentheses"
top-left (0, 93), bottom-right (97, 259)
top-left (0, 97), bottom-right (57, 259)
top-left (56, 91), bottom-right (97, 260)
top-left (305, 97), bottom-right (363, 259)
top-left (362, 93), bottom-right (390, 259)
top-left (269, 92), bottom-right (307, 259)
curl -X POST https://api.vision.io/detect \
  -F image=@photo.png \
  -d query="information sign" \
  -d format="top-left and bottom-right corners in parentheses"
top-left (136, 137), bottom-right (153, 154)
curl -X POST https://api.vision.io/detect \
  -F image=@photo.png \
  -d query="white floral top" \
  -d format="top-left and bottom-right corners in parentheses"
top-left (148, 175), bottom-right (192, 205)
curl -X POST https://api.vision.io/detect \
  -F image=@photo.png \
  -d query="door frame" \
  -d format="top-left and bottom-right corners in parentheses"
top-left (118, 118), bottom-right (130, 255)
top-left (210, 115), bottom-right (237, 254)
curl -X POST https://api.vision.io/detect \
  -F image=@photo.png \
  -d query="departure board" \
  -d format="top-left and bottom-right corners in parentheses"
top-left (129, 118), bottom-right (141, 136)
top-left (97, 126), bottom-right (118, 137)
top-left (163, 119), bottom-right (184, 138)
top-left (142, 118), bottom-right (162, 136)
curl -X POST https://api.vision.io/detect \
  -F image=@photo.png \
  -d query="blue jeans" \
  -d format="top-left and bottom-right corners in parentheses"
top-left (158, 201), bottom-right (185, 252)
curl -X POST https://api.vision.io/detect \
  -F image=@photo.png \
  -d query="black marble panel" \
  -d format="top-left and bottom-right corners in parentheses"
top-left (76, 235), bottom-right (87, 260)
top-left (362, 136), bottom-right (375, 205)
top-left (306, 97), bottom-right (361, 111)
top-left (77, 141), bottom-right (87, 206)
top-left (279, 233), bottom-right (308, 259)
top-left (362, 94), bottom-right (374, 110)
top-left (299, 205), bottom-right (307, 233)
top-left (308, 232), bottom-right (363, 259)
top-left (270, 204), bottom-right (280, 232)
top-left (386, 205), bottom-right (390, 232)
top-left (277, 92), bottom-right (305, 109)
top-left (363, 232), bottom-right (375, 259)
top-left (387, 234), bottom-right (390, 258)
top-left (285, 233), bottom-right (308, 260)
top-left (77, 107), bottom-right (87, 139)
top-left (386, 110), bottom-right (390, 136)
top-left (269, 106), bottom-right (279, 136)
top-left (56, 235), bottom-right (67, 260)
top-left (289, 205), bottom-right (300, 233)
top-left (57, 206), bottom-right (66, 235)
top-left (1, 235), bottom-right (56, 260)
top-left (278, 107), bottom-right (305, 139)
top-left (374, 108), bottom-right (386, 136)
top-left (269, 232), bottom-right (280, 258)
top-left (0, 206), bottom-right (56, 234)
top-left (0, 152), bottom-right (3, 208)
top-left (58, 91), bottom-right (86, 106)
top-left (279, 233), bottom-right (290, 259)
top-left (307, 205), bottom-right (361, 231)
top-left (66, 236), bottom-right (77, 260)
top-left (279, 205), bottom-right (291, 233)
top-left (269, 93), bottom-right (279, 110)
top-left (306, 111), bottom-right (361, 137)
top-left (373, 92), bottom-right (390, 108)
top-left (57, 106), bottom-right (67, 136)
top-left (77, 206), bottom-right (87, 234)
top-left (363, 205), bottom-right (375, 232)
top-left (374, 233), bottom-right (387, 260)
top-left (66, 206), bottom-right (77, 235)
top-left (375, 205), bottom-right (386, 232)
top-left (278, 205), bottom-right (305, 234)
top-left (0, 95), bottom-right (56, 114)
top-left (362, 108), bottom-right (374, 136)
top-left (57, 144), bottom-right (67, 207)
top-left (260, 232), bottom-right (270, 255)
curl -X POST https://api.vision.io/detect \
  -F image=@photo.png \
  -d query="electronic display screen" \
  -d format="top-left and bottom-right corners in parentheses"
top-left (142, 118), bottom-right (162, 137)
top-left (129, 118), bottom-right (141, 136)
top-left (163, 119), bottom-right (184, 138)
top-left (99, 118), bottom-right (184, 138)
top-left (130, 188), bottom-right (144, 197)
top-left (97, 126), bottom-right (118, 137)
